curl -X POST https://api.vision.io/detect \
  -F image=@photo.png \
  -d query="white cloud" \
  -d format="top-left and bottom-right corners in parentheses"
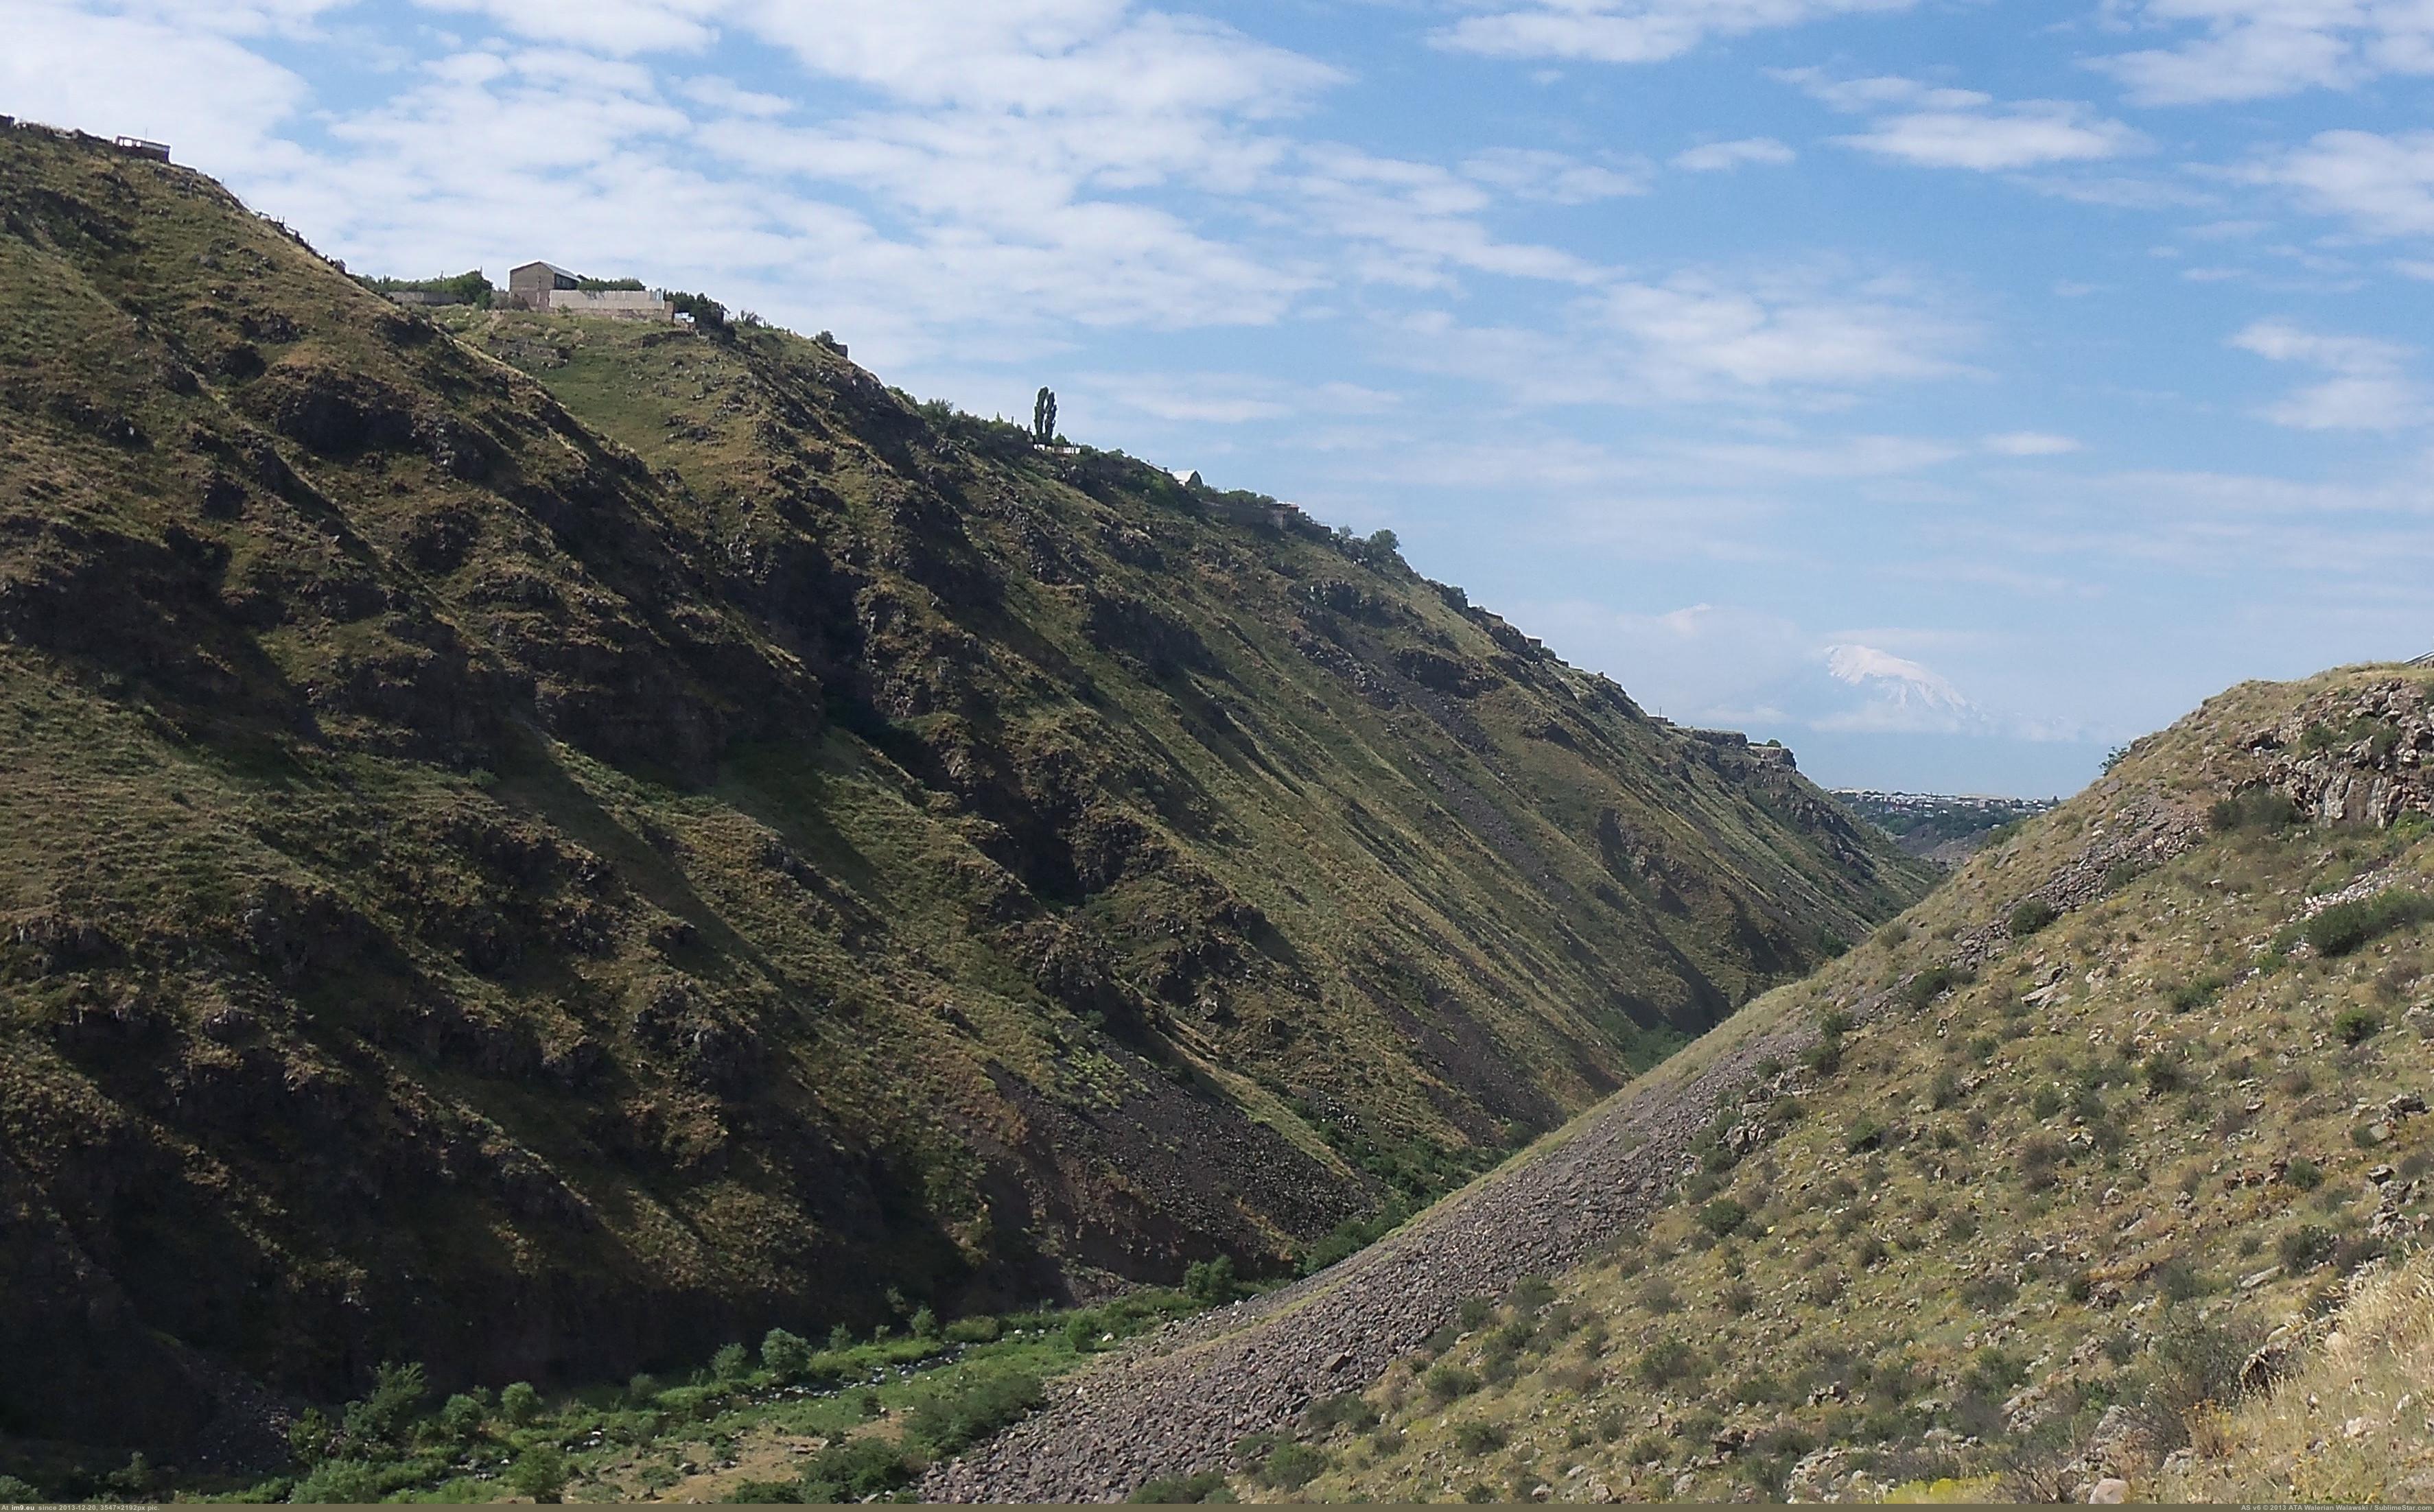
top-left (3, 0), bottom-right (316, 167)
top-left (1672, 137), bottom-right (1795, 171)
top-left (2092, 0), bottom-right (2434, 105)
top-left (2243, 130), bottom-right (2434, 239)
top-left (1983, 431), bottom-right (2082, 456)
top-left (1429, 0), bottom-right (1921, 65)
top-left (1779, 70), bottom-right (2142, 172)
top-left (1462, 147), bottom-right (1651, 202)
top-left (2230, 318), bottom-right (2429, 431)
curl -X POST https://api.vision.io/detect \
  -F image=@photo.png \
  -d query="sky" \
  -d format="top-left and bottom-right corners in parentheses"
top-left (11, 0), bottom-right (2434, 796)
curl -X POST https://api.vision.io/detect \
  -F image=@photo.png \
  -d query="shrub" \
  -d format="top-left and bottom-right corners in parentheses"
top-left (762, 1327), bottom-right (814, 1379)
top-left (342, 1360), bottom-right (428, 1450)
top-left (1185, 1255), bottom-right (1241, 1305)
top-left (1636, 1338), bottom-right (1704, 1391)
top-left (2008, 900), bottom-right (2059, 936)
top-left (1453, 1419), bottom-right (1508, 1454)
top-left (2140, 1052), bottom-right (2184, 1096)
top-left (1507, 1275), bottom-right (1556, 1314)
top-left (289, 1458), bottom-right (391, 1504)
top-left (1718, 1280), bottom-right (1758, 1316)
top-left (1699, 1197), bottom-right (1750, 1238)
top-left (1259, 1443), bottom-right (1326, 1490)
top-left (2334, 1006), bottom-right (2382, 1044)
top-left (1820, 1008), bottom-right (1855, 1037)
top-left (1307, 1393), bottom-right (1379, 1434)
top-left (2278, 1225), bottom-right (2338, 1273)
top-left (2284, 1156), bottom-right (2324, 1190)
top-left (1905, 965), bottom-right (1964, 1011)
top-left (436, 1392), bottom-right (487, 1442)
top-left (2209, 789), bottom-right (2300, 833)
top-left (2306, 891), bottom-right (2434, 957)
top-left (904, 1368), bottom-right (1044, 1455)
top-left (1639, 1278), bottom-right (1681, 1315)
top-left (945, 1315), bottom-right (1002, 1345)
top-left (1130, 1470), bottom-right (1233, 1502)
top-left (1426, 1365), bottom-right (1481, 1401)
top-left (1845, 1116), bottom-right (1887, 1153)
top-left (499, 1381), bottom-right (542, 1426)
top-left (506, 1444), bottom-right (568, 1504)
top-left (1458, 1296), bottom-right (1495, 1329)
top-left (800, 1437), bottom-right (913, 1502)
top-left (730, 1479), bottom-right (804, 1502)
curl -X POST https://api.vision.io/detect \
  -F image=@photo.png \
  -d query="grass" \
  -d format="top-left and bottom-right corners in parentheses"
top-left (2162, 1251), bottom-right (2434, 1502)
top-left (1224, 665), bottom-right (2434, 1506)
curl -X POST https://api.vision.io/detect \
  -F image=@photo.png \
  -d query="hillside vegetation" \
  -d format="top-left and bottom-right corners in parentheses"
top-left (1097, 665), bottom-right (2433, 1504)
top-left (0, 123), bottom-right (1928, 1470)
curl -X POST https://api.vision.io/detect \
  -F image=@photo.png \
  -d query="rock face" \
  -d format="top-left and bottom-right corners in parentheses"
top-left (0, 125), bottom-right (1930, 1457)
top-left (2241, 677), bottom-right (2434, 827)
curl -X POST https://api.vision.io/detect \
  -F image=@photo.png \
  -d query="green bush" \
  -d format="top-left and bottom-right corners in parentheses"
top-left (1698, 1197), bottom-right (1750, 1238)
top-left (1259, 1443), bottom-right (1326, 1490)
top-left (2007, 900), bottom-right (2059, 936)
top-left (506, 1444), bottom-right (568, 1504)
top-left (1904, 965), bottom-right (1964, 1011)
top-left (2279, 1225), bottom-right (2338, 1273)
top-left (1130, 1470), bottom-right (1234, 1502)
top-left (903, 1367), bottom-right (1044, 1456)
top-left (712, 1342), bottom-right (752, 1381)
top-left (1452, 1420), bottom-right (1508, 1454)
top-left (500, 1381), bottom-right (541, 1426)
top-left (799, 1437), bottom-right (913, 1502)
top-left (341, 1360), bottom-right (427, 1450)
top-left (1306, 1393), bottom-right (1380, 1434)
top-left (2210, 789), bottom-right (2302, 833)
top-left (435, 1392), bottom-right (487, 1442)
top-left (2334, 1007), bottom-right (2382, 1044)
top-left (1184, 1255), bottom-right (1242, 1305)
top-left (729, 1479), bottom-right (805, 1503)
top-left (945, 1315), bottom-right (1002, 1344)
top-left (1637, 1338), bottom-right (1704, 1390)
top-left (1425, 1364), bottom-right (1481, 1401)
top-left (1845, 1116), bottom-right (1886, 1153)
top-left (762, 1327), bottom-right (814, 1379)
top-left (2305, 891), bottom-right (2434, 957)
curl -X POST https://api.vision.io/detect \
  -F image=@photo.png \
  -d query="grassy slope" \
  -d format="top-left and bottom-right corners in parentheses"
top-left (0, 124), bottom-right (1927, 1463)
top-left (1178, 665), bottom-right (2434, 1504)
top-left (2160, 1245), bottom-right (2434, 1502)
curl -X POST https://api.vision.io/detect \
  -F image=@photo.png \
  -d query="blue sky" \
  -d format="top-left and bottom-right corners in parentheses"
top-left (12, 0), bottom-right (2434, 796)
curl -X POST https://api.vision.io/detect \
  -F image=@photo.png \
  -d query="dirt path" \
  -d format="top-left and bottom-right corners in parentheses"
top-left (919, 1006), bottom-right (1816, 1503)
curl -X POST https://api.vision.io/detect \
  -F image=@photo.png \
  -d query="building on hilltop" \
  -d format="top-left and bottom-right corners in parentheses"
top-left (506, 260), bottom-right (672, 320)
top-left (113, 135), bottom-right (171, 163)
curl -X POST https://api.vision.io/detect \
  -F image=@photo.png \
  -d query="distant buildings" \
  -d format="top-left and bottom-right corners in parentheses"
top-left (505, 261), bottom-right (672, 320)
top-left (112, 135), bottom-right (170, 162)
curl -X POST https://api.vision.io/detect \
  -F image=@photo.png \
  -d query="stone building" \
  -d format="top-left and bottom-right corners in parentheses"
top-left (506, 260), bottom-right (671, 320)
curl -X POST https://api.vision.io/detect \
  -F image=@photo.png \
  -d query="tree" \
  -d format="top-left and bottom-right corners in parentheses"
top-left (506, 1443), bottom-right (568, 1504)
top-left (500, 1381), bottom-right (542, 1426)
top-left (1033, 387), bottom-right (1057, 445)
top-left (762, 1327), bottom-right (813, 1379)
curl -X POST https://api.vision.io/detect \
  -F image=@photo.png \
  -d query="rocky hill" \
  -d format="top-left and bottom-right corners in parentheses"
top-left (913, 665), bottom-right (2434, 1504)
top-left (0, 125), bottom-right (1929, 1464)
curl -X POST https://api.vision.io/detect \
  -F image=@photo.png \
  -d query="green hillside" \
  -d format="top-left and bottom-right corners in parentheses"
top-left (0, 123), bottom-right (1928, 1465)
top-left (1251, 665), bottom-right (2434, 1504)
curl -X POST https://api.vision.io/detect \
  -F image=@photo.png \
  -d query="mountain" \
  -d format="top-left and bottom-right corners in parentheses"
top-left (1208, 663), bottom-right (2431, 1504)
top-left (0, 123), bottom-right (1929, 1463)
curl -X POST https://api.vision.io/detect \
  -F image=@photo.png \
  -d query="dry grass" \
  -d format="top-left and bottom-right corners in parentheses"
top-left (2162, 1253), bottom-right (2434, 1504)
